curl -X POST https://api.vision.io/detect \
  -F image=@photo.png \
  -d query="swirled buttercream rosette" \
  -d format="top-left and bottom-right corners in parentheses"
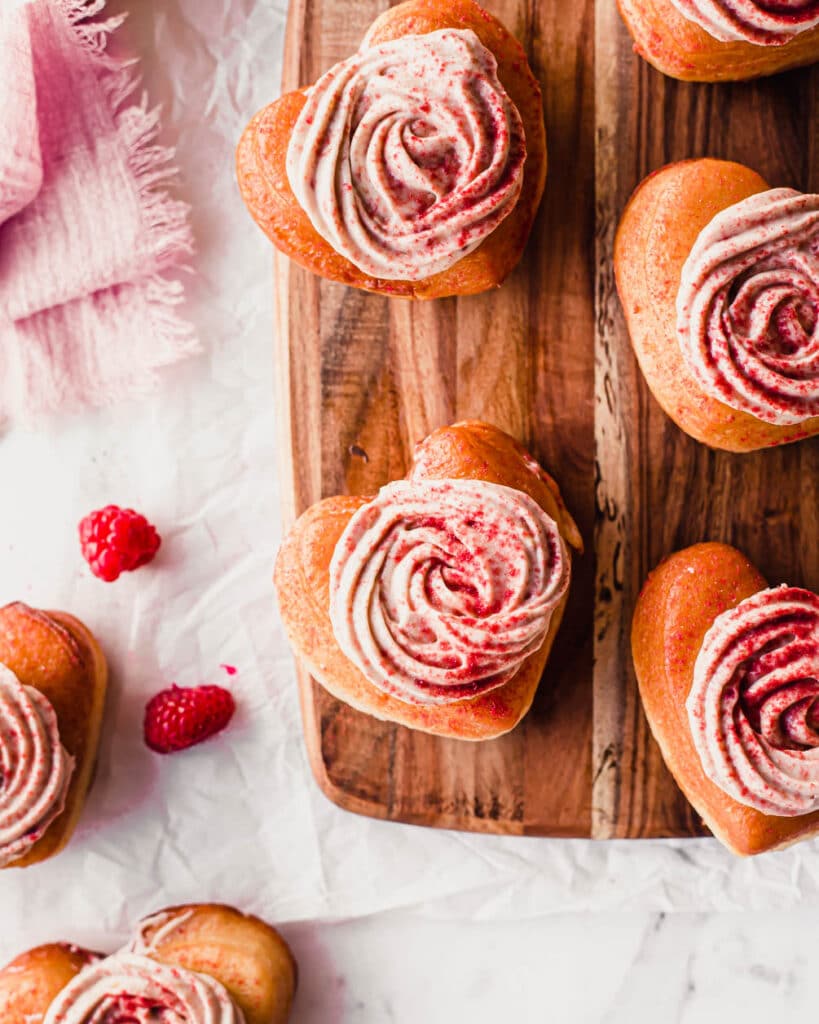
top-left (687, 586), bottom-right (819, 816)
top-left (286, 28), bottom-right (526, 281)
top-left (677, 188), bottom-right (819, 424)
top-left (670, 0), bottom-right (819, 44)
top-left (0, 663), bottom-right (73, 867)
top-left (329, 478), bottom-right (569, 705)
top-left (43, 952), bottom-right (244, 1024)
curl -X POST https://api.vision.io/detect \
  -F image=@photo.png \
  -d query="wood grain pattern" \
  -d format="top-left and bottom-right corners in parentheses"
top-left (276, 0), bottom-right (595, 835)
top-left (276, 0), bottom-right (817, 839)
top-left (593, 3), bottom-right (819, 838)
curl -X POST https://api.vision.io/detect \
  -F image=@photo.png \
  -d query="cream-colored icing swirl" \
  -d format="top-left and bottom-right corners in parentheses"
top-left (286, 28), bottom-right (526, 281)
top-left (688, 586), bottom-right (819, 816)
top-left (128, 909), bottom-right (195, 954)
top-left (329, 478), bottom-right (569, 705)
top-left (670, 0), bottom-right (819, 44)
top-left (677, 188), bottom-right (819, 425)
top-left (0, 663), bottom-right (73, 867)
top-left (43, 952), bottom-right (244, 1024)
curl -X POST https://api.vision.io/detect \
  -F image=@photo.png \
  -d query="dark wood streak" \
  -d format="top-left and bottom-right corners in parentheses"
top-left (593, 5), bottom-right (819, 838)
top-left (278, 0), bottom-right (816, 841)
top-left (277, 0), bottom-right (595, 836)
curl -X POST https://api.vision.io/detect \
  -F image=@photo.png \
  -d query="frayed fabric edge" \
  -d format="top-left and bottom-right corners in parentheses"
top-left (0, 0), bottom-right (202, 427)
top-left (55, 0), bottom-right (197, 281)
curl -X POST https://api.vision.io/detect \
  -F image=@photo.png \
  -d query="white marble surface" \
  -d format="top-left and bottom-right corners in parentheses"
top-left (287, 912), bottom-right (638, 1023)
top-left (0, 0), bottom-right (817, 1018)
top-left (283, 910), bottom-right (816, 1022)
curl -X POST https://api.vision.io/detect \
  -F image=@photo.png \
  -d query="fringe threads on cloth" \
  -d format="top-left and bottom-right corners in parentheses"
top-left (0, 0), bottom-right (198, 424)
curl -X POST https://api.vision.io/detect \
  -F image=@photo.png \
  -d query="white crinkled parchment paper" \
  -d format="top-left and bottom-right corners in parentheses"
top-left (1, 0), bottom-right (819, 959)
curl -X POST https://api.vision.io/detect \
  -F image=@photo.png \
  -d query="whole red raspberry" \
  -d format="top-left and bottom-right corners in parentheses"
top-left (79, 505), bottom-right (161, 582)
top-left (144, 684), bottom-right (236, 754)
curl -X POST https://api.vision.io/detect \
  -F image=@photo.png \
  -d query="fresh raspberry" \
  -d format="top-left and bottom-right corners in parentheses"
top-left (144, 684), bottom-right (236, 754)
top-left (79, 505), bottom-right (161, 582)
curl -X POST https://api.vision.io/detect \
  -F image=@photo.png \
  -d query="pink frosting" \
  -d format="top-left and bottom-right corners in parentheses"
top-left (286, 28), bottom-right (525, 281)
top-left (43, 951), bottom-right (244, 1024)
top-left (687, 586), bottom-right (819, 816)
top-left (0, 663), bottom-right (73, 866)
top-left (677, 188), bottom-right (819, 425)
top-left (670, 0), bottom-right (819, 44)
top-left (329, 478), bottom-right (569, 706)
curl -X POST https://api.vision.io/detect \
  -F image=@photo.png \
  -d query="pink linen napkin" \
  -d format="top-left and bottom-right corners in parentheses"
top-left (0, 5), bottom-right (41, 225)
top-left (0, 0), bottom-right (197, 423)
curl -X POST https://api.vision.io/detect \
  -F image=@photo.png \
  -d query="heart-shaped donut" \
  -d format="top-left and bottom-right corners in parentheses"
top-left (0, 602), bottom-right (107, 869)
top-left (617, 0), bottom-right (819, 81)
top-left (274, 421), bottom-right (582, 741)
top-left (615, 158), bottom-right (819, 452)
top-left (0, 904), bottom-right (297, 1024)
top-left (236, 0), bottom-right (546, 299)
top-left (632, 542), bottom-right (819, 855)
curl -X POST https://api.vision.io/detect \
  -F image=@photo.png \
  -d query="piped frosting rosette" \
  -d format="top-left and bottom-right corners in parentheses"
top-left (329, 478), bottom-right (569, 705)
top-left (687, 586), bottom-right (819, 816)
top-left (0, 663), bottom-right (73, 866)
top-left (677, 188), bottom-right (819, 424)
top-left (670, 0), bottom-right (819, 44)
top-left (43, 951), bottom-right (244, 1024)
top-left (286, 28), bottom-right (526, 281)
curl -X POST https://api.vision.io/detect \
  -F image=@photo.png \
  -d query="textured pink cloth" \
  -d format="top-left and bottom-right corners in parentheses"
top-left (0, 6), bottom-right (42, 225)
top-left (0, 0), bottom-right (197, 423)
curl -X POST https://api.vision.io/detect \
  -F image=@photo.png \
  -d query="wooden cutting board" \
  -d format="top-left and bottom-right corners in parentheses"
top-left (274, 0), bottom-right (818, 837)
